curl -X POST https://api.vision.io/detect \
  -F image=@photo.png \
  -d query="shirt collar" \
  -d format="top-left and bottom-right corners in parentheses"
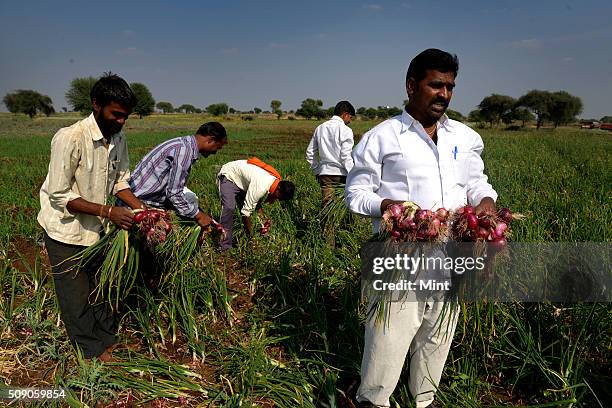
top-left (399, 108), bottom-right (452, 134)
top-left (86, 112), bottom-right (124, 143)
top-left (189, 135), bottom-right (201, 161)
top-left (86, 113), bottom-right (104, 142)
top-left (331, 115), bottom-right (344, 123)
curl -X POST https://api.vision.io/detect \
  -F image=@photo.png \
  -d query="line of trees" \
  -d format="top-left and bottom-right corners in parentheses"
top-left (470, 90), bottom-right (583, 129)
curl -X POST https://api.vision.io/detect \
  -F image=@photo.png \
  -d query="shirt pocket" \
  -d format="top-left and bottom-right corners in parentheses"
top-left (452, 151), bottom-right (471, 187)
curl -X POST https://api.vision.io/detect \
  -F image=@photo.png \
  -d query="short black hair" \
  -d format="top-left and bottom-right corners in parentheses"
top-left (406, 49), bottom-right (459, 85)
top-left (90, 72), bottom-right (137, 109)
top-left (277, 181), bottom-right (295, 201)
top-left (196, 122), bottom-right (227, 142)
top-left (334, 101), bottom-right (356, 117)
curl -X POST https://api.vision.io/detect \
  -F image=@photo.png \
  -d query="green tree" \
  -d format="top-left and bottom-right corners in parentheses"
top-left (548, 91), bottom-right (583, 127)
top-left (156, 101), bottom-right (174, 114)
top-left (478, 94), bottom-right (516, 127)
top-left (207, 103), bottom-right (229, 116)
top-left (65, 76), bottom-right (97, 114)
top-left (512, 107), bottom-right (535, 127)
top-left (364, 108), bottom-right (378, 120)
top-left (446, 109), bottom-right (465, 122)
top-left (177, 104), bottom-right (196, 113)
top-left (600, 116), bottom-right (612, 123)
top-left (357, 107), bottom-right (366, 116)
top-left (229, 107), bottom-right (237, 114)
top-left (130, 83), bottom-right (155, 118)
top-left (270, 100), bottom-right (282, 119)
top-left (296, 98), bottom-right (323, 119)
top-left (254, 107), bottom-right (262, 114)
top-left (517, 90), bottom-right (553, 129)
top-left (3, 90), bottom-right (55, 118)
top-left (467, 109), bottom-right (485, 124)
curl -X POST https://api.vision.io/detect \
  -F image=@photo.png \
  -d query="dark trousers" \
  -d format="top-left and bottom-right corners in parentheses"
top-left (43, 232), bottom-right (116, 358)
top-left (317, 175), bottom-right (347, 208)
top-left (218, 175), bottom-right (246, 250)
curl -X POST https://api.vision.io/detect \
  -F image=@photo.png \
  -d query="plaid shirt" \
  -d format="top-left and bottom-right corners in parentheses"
top-left (129, 135), bottom-right (200, 217)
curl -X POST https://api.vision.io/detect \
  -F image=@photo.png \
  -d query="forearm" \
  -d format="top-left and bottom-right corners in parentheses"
top-left (66, 198), bottom-right (113, 218)
top-left (115, 189), bottom-right (145, 210)
top-left (242, 215), bottom-right (253, 237)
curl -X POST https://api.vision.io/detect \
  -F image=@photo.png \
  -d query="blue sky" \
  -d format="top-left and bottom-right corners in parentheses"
top-left (1, 0), bottom-right (611, 118)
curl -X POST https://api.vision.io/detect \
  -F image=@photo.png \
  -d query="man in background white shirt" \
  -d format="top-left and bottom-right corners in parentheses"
top-left (306, 100), bottom-right (356, 208)
top-left (346, 49), bottom-right (497, 407)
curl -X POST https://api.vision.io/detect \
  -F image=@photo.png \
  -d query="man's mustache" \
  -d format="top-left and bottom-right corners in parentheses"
top-left (431, 99), bottom-right (448, 108)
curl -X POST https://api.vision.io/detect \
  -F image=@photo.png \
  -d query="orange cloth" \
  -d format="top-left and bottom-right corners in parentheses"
top-left (247, 157), bottom-right (281, 193)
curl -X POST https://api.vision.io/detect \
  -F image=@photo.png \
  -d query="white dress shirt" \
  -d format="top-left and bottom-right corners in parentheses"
top-left (345, 110), bottom-right (497, 232)
top-left (306, 115), bottom-right (354, 176)
top-left (38, 113), bottom-right (131, 246)
top-left (218, 160), bottom-right (276, 217)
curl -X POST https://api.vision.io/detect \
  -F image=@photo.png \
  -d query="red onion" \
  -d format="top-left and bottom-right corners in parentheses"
top-left (133, 211), bottom-right (146, 224)
top-left (463, 205), bottom-right (475, 215)
top-left (431, 218), bottom-right (441, 228)
top-left (150, 211), bottom-right (161, 222)
top-left (498, 208), bottom-right (513, 224)
top-left (478, 216), bottom-right (491, 228)
top-left (467, 214), bottom-right (478, 230)
top-left (388, 204), bottom-right (403, 219)
top-left (476, 227), bottom-right (489, 239)
top-left (494, 222), bottom-right (508, 238)
top-left (435, 208), bottom-right (449, 221)
top-left (391, 229), bottom-right (401, 238)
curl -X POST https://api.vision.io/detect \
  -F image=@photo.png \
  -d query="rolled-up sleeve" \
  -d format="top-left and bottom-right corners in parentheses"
top-left (340, 127), bottom-right (355, 173)
top-left (466, 133), bottom-right (498, 206)
top-left (113, 139), bottom-right (131, 194)
top-left (345, 133), bottom-right (384, 217)
top-left (46, 131), bottom-right (82, 219)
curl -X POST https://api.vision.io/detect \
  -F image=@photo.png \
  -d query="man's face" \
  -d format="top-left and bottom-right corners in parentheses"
top-left (93, 100), bottom-right (132, 137)
top-left (340, 112), bottom-right (354, 125)
top-left (200, 136), bottom-right (227, 157)
top-left (406, 69), bottom-right (455, 122)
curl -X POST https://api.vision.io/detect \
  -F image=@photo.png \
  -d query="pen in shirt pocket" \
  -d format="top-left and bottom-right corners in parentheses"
top-left (453, 146), bottom-right (458, 160)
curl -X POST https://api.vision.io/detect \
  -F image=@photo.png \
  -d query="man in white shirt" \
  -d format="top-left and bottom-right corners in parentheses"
top-left (306, 101), bottom-right (355, 208)
top-left (217, 158), bottom-right (295, 250)
top-left (38, 73), bottom-right (144, 362)
top-left (346, 49), bottom-right (497, 407)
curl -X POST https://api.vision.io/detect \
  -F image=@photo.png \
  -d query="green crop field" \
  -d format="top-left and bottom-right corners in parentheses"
top-left (0, 112), bottom-right (610, 407)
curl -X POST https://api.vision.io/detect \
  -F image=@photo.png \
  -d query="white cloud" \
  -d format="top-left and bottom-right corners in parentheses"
top-left (509, 38), bottom-right (542, 49)
top-left (221, 48), bottom-right (239, 55)
top-left (363, 4), bottom-right (382, 11)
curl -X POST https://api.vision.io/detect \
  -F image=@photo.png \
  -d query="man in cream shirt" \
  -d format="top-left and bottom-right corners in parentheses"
top-left (346, 49), bottom-right (497, 407)
top-left (217, 158), bottom-right (295, 250)
top-left (38, 74), bottom-right (143, 362)
top-left (306, 100), bottom-right (355, 208)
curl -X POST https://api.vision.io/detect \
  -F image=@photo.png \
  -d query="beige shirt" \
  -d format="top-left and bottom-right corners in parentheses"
top-left (218, 160), bottom-right (276, 217)
top-left (37, 113), bottom-right (131, 246)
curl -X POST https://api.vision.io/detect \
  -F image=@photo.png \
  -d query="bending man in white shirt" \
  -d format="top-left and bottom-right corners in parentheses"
top-left (345, 49), bottom-right (498, 408)
top-left (305, 100), bottom-right (355, 208)
top-left (217, 158), bottom-right (295, 250)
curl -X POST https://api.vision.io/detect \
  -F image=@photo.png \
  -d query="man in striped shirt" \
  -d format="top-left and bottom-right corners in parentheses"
top-left (128, 122), bottom-right (227, 229)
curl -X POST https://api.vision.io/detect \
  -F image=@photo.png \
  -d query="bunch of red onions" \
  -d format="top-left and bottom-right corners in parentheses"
top-left (210, 219), bottom-right (226, 235)
top-left (450, 205), bottom-right (516, 245)
top-left (133, 209), bottom-right (172, 246)
top-left (260, 218), bottom-right (271, 236)
top-left (382, 201), bottom-right (450, 242)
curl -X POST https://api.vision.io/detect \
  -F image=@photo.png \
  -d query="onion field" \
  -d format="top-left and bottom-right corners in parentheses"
top-left (0, 113), bottom-right (610, 407)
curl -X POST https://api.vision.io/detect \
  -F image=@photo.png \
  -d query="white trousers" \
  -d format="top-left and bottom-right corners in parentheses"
top-left (356, 296), bottom-right (459, 407)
